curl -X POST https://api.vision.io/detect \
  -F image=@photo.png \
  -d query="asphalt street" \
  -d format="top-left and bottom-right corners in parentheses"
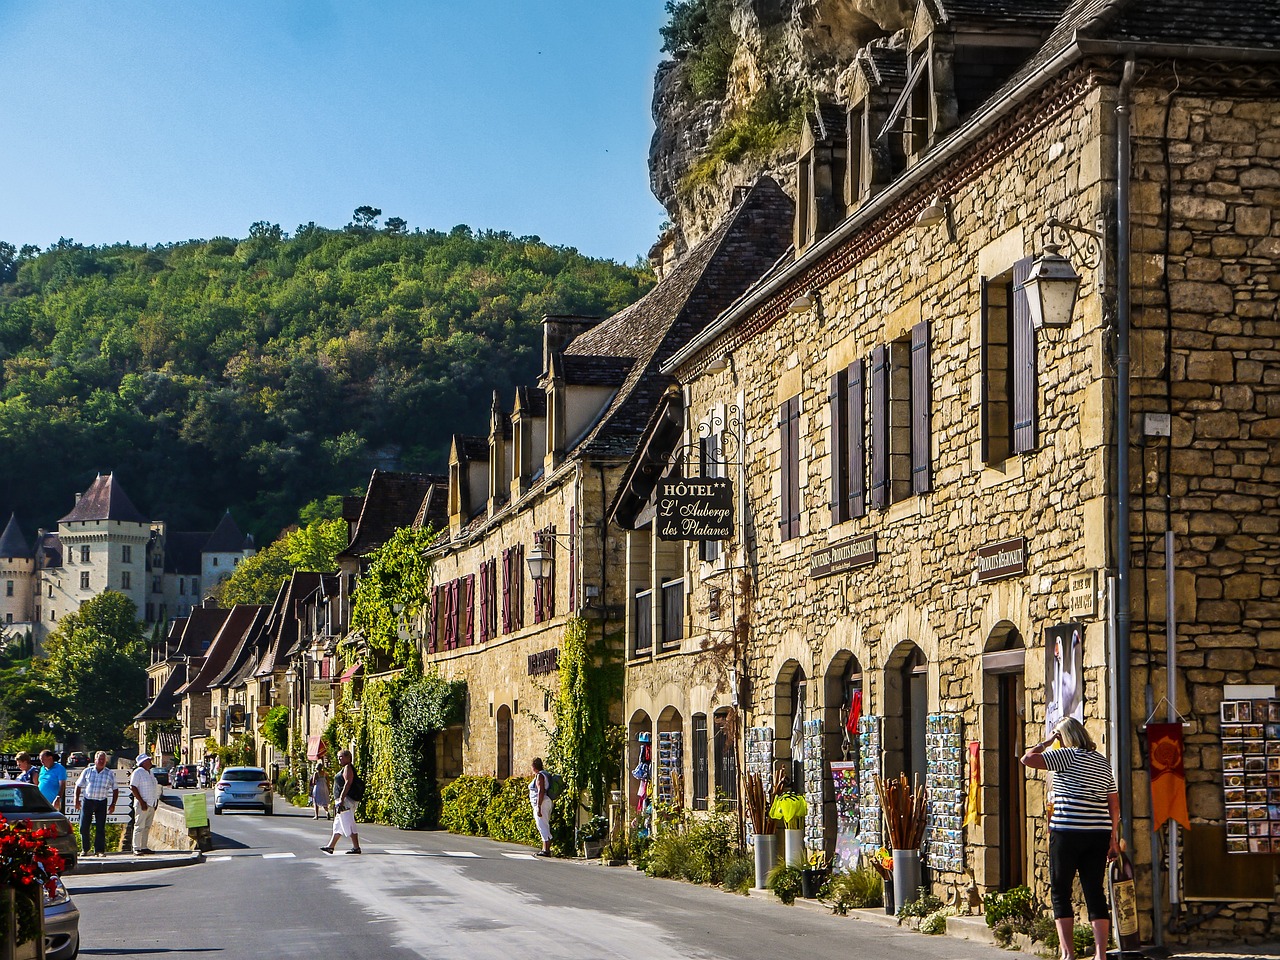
top-left (67, 792), bottom-right (1016, 960)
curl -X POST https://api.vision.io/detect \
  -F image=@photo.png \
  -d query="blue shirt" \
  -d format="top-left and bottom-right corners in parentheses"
top-left (38, 763), bottom-right (67, 805)
top-left (16, 767), bottom-right (37, 784)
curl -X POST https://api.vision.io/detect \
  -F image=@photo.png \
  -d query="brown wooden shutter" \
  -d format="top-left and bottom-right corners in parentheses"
top-left (427, 586), bottom-right (438, 653)
top-left (546, 528), bottom-right (555, 619)
top-left (1011, 257), bottom-right (1038, 454)
top-left (513, 544), bottom-right (524, 631)
top-left (847, 358), bottom-right (866, 518)
top-left (779, 397), bottom-right (801, 540)
top-left (911, 320), bottom-right (932, 494)
top-left (501, 548), bottom-right (511, 634)
top-left (870, 344), bottom-right (889, 509)
top-left (829, 371), bottom-right (848, 525)
top-left (477, 565), bottom-right (489, 644)
top-left (461, 575), bottom-right (474, 646)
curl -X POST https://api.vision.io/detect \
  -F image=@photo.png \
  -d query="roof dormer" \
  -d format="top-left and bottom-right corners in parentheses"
top-left (488, 391), bottom-right (512, 518)
top-left (846, 43), bottom-right (909, 210)
top-left (541, 352), bottom-right (634, 475)
top-left (448, 434), bottom-right (490, 536)
top-left (795, 101), bottom-right (848, 251)
top-left (510, 385), bottom-right (547, 501)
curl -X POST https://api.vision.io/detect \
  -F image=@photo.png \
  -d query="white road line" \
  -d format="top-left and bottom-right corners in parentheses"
top-left (262, 852), bottom-right (296, 859)
top-left (381, 848), bottom-right (415, 854)
top-left (443, 851), bottom-right (480, 858)
top-left (502, 853), bottom-right (537, 860)
top-left (206, 856), bottom-right (232, 862)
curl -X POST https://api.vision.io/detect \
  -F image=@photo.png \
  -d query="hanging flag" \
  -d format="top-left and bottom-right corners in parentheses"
top-left (1147, 722), bottom-right (1190, 830)
top-left (963, 740), bottom-right (981, 828)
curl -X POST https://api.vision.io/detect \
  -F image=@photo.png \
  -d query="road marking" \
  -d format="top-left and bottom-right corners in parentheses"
top-left (503, 853), bottom-right (537, 860)
top-left (262, 852), bottom-right (295, 859)
top-left (207, 856), bottom-right (232, 862)
top-left (443, 851), bottom-right (480, 858)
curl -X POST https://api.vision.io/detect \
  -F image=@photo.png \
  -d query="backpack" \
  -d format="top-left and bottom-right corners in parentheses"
top-left (544, 771), bottom-right (564, 800)
top-left (346, 771), bottom-right (365, 802)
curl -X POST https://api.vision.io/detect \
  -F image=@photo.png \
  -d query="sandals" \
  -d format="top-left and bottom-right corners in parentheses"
top-left (320, 846), bottom-right (334, 854)
top-left (345, 848), bottom-right (362, 855)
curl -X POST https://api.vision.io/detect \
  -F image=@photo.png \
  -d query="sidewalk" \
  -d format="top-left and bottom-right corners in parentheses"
top-left (72, 850), bottom-right (203, 875)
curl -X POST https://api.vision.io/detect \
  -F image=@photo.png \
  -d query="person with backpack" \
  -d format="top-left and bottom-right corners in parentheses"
top-left (528, 757), bottom-right (554, 857)
top-left (321, 749), bottom-right (362, 855)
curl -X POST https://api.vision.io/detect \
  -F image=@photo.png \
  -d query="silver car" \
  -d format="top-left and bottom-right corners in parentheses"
top-left (44, 877), bottom-right (80, 960)
top-left (213, 767), bottom-right (273, 815)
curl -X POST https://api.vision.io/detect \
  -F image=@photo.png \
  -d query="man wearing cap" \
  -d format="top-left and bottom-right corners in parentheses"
top-left (130, 754), bottom-right (161, 855)
top-left (74, 751), bottom-right (118, 857)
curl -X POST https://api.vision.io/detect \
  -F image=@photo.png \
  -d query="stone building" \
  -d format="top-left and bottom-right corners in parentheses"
top-left (616, 0), bottom-right (1279, 946)
top-left (420, 180), bottom-right (794, 782)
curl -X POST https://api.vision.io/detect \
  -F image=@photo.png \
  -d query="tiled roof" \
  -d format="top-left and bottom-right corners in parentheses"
top-left (256, 571), bottom-right (326, 676)
top-left (341, 470), bottom-right (441, 559)
top-left (858, 41), bottom-right (909, 88)
top-left (1094, 0), bottom-right (1280, 49)
top-left (208, 606), bottom-right (272, 690)
top-left (203, 511), bottom-right (248, 553)
top-left (514, 385), bottom-right (547, 418)
top-left (557, 354), bottom-right (636, 387)
top-left (134, 668), bottom-right (184, 722)
top-left (36, 532), bottom-right (62, 569)
top-left (58, 473), bottom-right (148, 525)
top-left (413, 483), bottom-right (448, 533)
top-left (809, 101), bottom-right (848, 142)
top-left (453, 435), bottom-right (490, 463)
top-left (0, 514), bottom-right (31, 559)
top-left (174, 606), bottom-right (233, 658)
top-left (179, 605), bottom-right (267, 695)
top-left (563, 177), bottom-right (794, 460)
top-left (163, 531), bottom-right (209, 575)
top-left (935, 0), bottom-right (1069, 27)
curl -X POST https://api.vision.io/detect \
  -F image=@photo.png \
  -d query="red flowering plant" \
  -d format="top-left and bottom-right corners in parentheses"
top-left (0, 813), bottom-right (66, 945)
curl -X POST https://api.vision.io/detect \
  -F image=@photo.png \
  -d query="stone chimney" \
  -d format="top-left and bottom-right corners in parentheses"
top-left (541, 315), bottom-right (601, 376)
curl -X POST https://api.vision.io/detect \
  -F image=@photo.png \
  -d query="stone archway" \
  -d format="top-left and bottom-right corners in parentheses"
top-left (774, 659), bottom-right (807, 792)
top-left (822, 650), bottom-right (863, 853)
top-left (981, 622), bottom-right (1027, 890)
top-left (656, 706), bottom-right (685, 809)
top-left (627, 709), bottom-right (652, 811)
top-left (883, 640), bottom-right (927, 786)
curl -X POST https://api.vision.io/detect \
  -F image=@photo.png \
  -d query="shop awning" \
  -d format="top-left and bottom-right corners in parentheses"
top-left (339, 660), bottom-right (363, 683)
top-left (306, 735), bottom-right (327, 761)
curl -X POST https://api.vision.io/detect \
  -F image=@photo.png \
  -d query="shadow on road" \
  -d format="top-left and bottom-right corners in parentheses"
top-left (69, 883), bottom-right (171, 896)
top-left (207, 832), bottom-right (252, 850)
top-left (81, 950), bottom-right (222, 955)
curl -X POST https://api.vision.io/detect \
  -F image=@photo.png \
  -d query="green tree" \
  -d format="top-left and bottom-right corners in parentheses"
top-left (348, 526), bottom-right (439, 668)
top-left (211, 518), bottom-right (346, 606)
top-left (39, 592), bottom-right (147, 750)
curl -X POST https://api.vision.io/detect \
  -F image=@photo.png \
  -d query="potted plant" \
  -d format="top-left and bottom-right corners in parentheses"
top-left (744, 772), bottom-right (777, 890)
top-left (577, 815), bottom-right (609, 860)
top-left (769, 771), bottom-right (808, 867)
top-left (0, 812), bottom-right (65, 960)
top-left (874, 774), bottom-right (927, 914)
top-left (801, 850), bottom-right (830, 899)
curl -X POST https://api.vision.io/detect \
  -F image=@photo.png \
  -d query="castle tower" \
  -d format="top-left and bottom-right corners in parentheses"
top-left (0, 513), bottom-right (35, 627)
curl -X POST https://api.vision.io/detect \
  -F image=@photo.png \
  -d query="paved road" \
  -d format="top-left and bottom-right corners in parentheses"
top-left (68, 792), bottom-right (1012, 959)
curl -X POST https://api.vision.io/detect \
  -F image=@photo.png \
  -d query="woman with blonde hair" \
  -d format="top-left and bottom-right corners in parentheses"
top-left (1022, 717), bottom-right (1119, 960)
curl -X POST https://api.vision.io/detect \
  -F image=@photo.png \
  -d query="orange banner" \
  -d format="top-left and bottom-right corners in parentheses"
top-left (964, 740), bottom-right (980, 828)
top-left (1147, 722), bottom-right (1190, 830)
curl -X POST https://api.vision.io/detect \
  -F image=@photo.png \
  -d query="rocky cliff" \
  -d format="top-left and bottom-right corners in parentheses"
top-left (649, 0), bottom-right (915, 260)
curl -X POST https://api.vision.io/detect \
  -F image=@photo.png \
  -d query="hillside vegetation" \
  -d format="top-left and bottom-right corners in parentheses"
top-left (0, 216), bottom-right (652, 540)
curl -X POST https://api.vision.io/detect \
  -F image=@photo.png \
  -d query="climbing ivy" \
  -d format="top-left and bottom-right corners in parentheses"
top-left (261, 705), bottom-right (289, 753)
top-left (348, 526), bottom-right (440, 668)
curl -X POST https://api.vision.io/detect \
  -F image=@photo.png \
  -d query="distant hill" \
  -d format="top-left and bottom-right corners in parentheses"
top-left (0, 220), bottom-right (653, 541)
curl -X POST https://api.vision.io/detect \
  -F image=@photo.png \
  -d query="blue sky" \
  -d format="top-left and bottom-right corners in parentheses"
top-left (0, 2), bottom-right (671, 263)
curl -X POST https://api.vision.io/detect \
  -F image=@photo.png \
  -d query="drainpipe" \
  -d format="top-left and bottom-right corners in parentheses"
top-left (1114, 56), bottom-right (1137, 855)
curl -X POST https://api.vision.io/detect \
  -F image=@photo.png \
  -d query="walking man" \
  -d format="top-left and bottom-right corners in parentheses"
top-left (37, 749), bottom-right (68, 811)
top-left (75, 751), bottom-right (118, 857)
top-left (14, 752), bottom-right (37, 784)
top-left (528, 757), bottom-right (552, 857)
top-left (130, 754), bottom-right (161, 855)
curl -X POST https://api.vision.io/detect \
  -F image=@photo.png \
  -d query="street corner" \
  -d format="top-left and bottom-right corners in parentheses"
top-left (70, 850), bottom-right (204, 875)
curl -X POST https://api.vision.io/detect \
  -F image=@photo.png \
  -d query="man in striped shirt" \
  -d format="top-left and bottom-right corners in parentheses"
top-left (74, 751), bottom-right (119, 857)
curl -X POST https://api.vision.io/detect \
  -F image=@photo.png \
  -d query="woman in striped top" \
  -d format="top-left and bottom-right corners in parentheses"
top-left (1022, 717), bottom-right (1120, 960)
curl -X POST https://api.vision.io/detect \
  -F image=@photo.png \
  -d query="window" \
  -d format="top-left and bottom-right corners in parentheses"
top-left (145, 603), bottom-right (154, 621)
top-left (778, 395), bottom-right (802, 540)
top-left (501, 545), bottom-right (524, 634)
top-left (152, 576), bottom-right (162, 593)
top-left (982, 258), bottom-right (1037, 462)
top-left (460, 575), bottom-right (475, 646)
top-left (212, 557), bottom-right (219, 566)
top-left (828, 360), bottom-right (867, 524)
top-left (122, 545), bottom-right (132, 563)
top-left (713, 708), bottom-right (739, 804)
top-left (47, 585), bottom-right (52, 598)
top-left (477, 559), bottom-right (497, 643)
top-left (4, 613), bottom-right (10, 624)
top-left (661, 579), bottom-right (685, 648)
top-left (870, 322), bottom-right (931, 507)
top-left (847, 103), bottom-right (867, 206)
top-left (633, 589), bottom-right (652, 657)
top-left (699, 431), bottom-right (723, 563)
top-left (80, 546), bottom-right (90, 563)
top-left (179, 579), bottom-right (186, 595)
top-left (122, 572), bottom-right (131, 590)
top-left (691, 714), bottom-right (709, 811)
top-left (4, 580), bottom-right (11, 597)
top-left (80, 572), bottom-right (90, 590)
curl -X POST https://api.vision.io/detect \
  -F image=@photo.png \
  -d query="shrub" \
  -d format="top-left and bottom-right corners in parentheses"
top-left (71, 823), bottom-right (124, 853)
top-left (682, 807), bottom-right (738, 884)
top-left (984, 884), bottom-right (1039, 928)
top-left (1041, 921), bottom-right (1100, 957)
top-left (720, 852), bottom-right (754, 895)
top-left (2, 731), bottom-right (53, 756)
top-left (898, 886), bottom-right (945, 926)
top-left (921, 908), bottom-right (954, 934)
top-left (261, 705), bottom-right (289, 753)
top-left (822, 863), bottom-right (884, 915)
top-left (647, 832), bottom-right (694, 879)
top-left (484, 777), bottom-right (540, 846)
top-left (767, 863), bottom-right (803, 905)
top-left (440, 775), bottom-right (500, 836)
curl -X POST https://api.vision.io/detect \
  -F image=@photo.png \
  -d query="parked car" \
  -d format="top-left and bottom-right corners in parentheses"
top-left (213, 767), bottom-right (273, 815)
top-left (64, 752), bottom-right (89, 769)
top-left (0, 780), bottom-right (78, 873)
top-left (153, 767), bottom-right (170, 786)
top-left (171, 764), bottom-right (198, 788)
top-left (43, 876), bottom-right (80, 960)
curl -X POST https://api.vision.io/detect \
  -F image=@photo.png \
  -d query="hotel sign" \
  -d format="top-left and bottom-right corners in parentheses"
top-left (656, 477), bottom-right (734, 541)
top-left (976, 537), bottom-right (1027, 583)
top-left (528, 648), bottom-right (559, 676)
top-left (809, 534), bottom-right (877, 579)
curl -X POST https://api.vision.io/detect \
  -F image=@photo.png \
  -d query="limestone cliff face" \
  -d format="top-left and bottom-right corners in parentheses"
top-left (649, 0), bottom-right (914, 257)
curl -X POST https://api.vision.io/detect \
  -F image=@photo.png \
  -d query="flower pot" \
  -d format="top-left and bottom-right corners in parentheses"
top-left (581, 840), bottom-right (604, 860)
top-left (753, 834), bottom-right (776, 889)
top-left (883, 878), bottom-right (895, 915)
top-left (784, 828), bottom-right (806, 867)
top-left (801, 867), bottom-right (828, 899)
top-left (891, 848), bottom-right (921, 914)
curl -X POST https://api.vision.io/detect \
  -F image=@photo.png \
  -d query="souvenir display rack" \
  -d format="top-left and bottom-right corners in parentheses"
top-left (802, 718), bottom-right (825, 851)
top-left (856, 716), bottom-right (882, 849)
top-left (925, 712), bottom-right (965, 872)
top-left (1220, 697), bottom-right (1280, 854)
top-left (657, 730), bottom-right (683, 805)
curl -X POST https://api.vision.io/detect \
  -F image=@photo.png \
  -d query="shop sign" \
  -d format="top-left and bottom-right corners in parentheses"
top-left (309, 680), bottom-right (333, 704)
top-left (976, 537), bottom-right (1027, 583)
top-left (203, 716), bottom-right (216, 731)
top-left (528, 648), bottom-right (559, 676)
top-left (656, 477), bottom-right (733, 541)
top-left (226, 704), bottom-right (246, 729)
top-left (809, 534), bottom-right (876, 579)
top-left (1067, 570), bottom-right (1097, 619)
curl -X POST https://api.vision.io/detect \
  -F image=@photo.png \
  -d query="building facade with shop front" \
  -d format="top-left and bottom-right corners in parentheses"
top-left (620, 0), bottom-right (1280, 945)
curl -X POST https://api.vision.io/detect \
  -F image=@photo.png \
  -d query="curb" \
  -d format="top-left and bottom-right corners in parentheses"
top-left (70, 851), bottom-right (204, 875)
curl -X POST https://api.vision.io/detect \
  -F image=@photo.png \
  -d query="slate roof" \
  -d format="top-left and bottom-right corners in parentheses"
top-left (514, 385), bottom-right (547, 418)
top-left (256, 571), bottom-right (326, 677)
top-left (858, 41), bottom-right (909, 88)
top-left (163, 532), bottom-right (209, 576)
top-left (1094, 0), bottom-right (1280, 49)
top-left (561, 177), bottom-right (795, 461)
top-left (209, 605), bottom-right (273, 690)
top-left (559, 354), bottom-right (636, 387)
top-left (204, 511), bottom-right (249, 553)
top-left (809, 101), bottom-right (848, 142)
top-left (59, 473), bottom-right (148, 525)
top-left (134, 668), bottom-right (184, 722)
top-left (0, 514), bottom-right (31, 559)
top-left (36, 533), bottom-right (62, 569)
top-left (340, 471), bottom-right (441, 560)
top-left (413, 483), bottom-right (448, 533)
top-left (173, 606), bottom-right (233, 658)
top-left (932, 0), bottom-right (1068, 29)
top-left (178, 605), bottom-right (268, 695)
top-left (453, 435), bottom-right (490, 463)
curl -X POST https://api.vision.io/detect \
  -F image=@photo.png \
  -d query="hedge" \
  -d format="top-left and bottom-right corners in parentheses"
top-left (438, 774), bottom-right (539, 847)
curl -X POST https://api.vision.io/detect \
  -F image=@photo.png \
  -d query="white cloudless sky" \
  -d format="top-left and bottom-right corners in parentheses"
top-left (0, 2), bottom-right (671, 263)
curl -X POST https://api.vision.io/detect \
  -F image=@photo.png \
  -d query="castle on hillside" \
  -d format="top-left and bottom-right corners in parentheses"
top-left (0, 473), bottom-right (254, 646)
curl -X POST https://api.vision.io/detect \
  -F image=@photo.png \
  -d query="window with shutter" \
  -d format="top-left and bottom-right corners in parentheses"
top-left (1010, 258), bottom-right (1038, 454)
top-left (692, 714), bottom-right (709, 811)
top-left (847, 359), bottom-right (867, 517)
top-left (461, 575), bottom-right (475, 646)
top-left (829, 370), bottom-right (849, 525)
top-left (870, 344), bottom-right (889, 509)
top-left (981, 257), bottom-right (1037, 462)
top-left (778, 396), bottom-right (802, 541)
top-left (501, 548), bottom-right (512, 634)
top-left (911, 320), bottom-right (932, 494)
top-left (512, 544), bottom-right (525, 631)
top-left (699, 431), bottom-right (723, 561)
top-left (477, 564), bottom-right (489, 644)
top-left (427, 586), bottom-right (439, 654)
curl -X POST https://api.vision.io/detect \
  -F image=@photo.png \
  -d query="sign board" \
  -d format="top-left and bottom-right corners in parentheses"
top-left (975, 537), bottom-right (1027, 583)
top-left (1045, 622), bottom-right (1084, 733)
top-left (203, 716), bottom-right (216, 731)
top-left (656, 477), bottom-right (733, 541)
top-left (183, 792), bottom-right (209, 828)
top-left (310, 680), bottom-right (333, 705)
top-left (527, 648), bottom-right (559, 676)
top-left (809, 534), bottom-right (877, 579)
top-left (65, 788), bottom-right (133, 824)
top-left (1067, 570), bottom-right (1097, 619)
top-left (226, 704), bottom-right (246, 729)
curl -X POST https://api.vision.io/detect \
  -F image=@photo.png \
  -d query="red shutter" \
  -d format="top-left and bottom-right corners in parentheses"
top-left (847, 358), bottom-right (866, 518)
top-left (461, 575), bottom-right (475, 646)
top-left (501, 549), bottom-right (512, 634)
top-left (1011, 257), bottom-right (1038, 454)
top-left (513, 544), bottom-right (525, 631)
top-left (911, 320), bottom-right (932, 494)
top-left (545, 527), bottom-right (555, 619)
top-left (427, 586), bottom-right (439, 654)
top-left (829, 371), bottom-right (848, 525)
top-left (870, 344), bottom-right (889, 509)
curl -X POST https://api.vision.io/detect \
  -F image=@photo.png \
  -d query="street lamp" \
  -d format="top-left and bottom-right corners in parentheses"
top-left (1024, 243), bottom-right (1081, 329)
top-left (525, 543), bottom-right (552, 581)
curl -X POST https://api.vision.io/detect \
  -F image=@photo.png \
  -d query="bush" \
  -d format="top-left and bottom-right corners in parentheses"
top-left (1042, 921), bottom-right (1100, 957)
top-left (440, 775), bottom-right (500, 836)
top-left (484, 777), bottom-right (540, 846)
top-left (767, 863), bottom-right (803, 905)
top-left (644, 807), bottom-right (740, 884)
top-left (274, 768), bottom-right (301, 802)
top-left (822, 863), bottom-right (884, 915)
top-left (2, 731), bottom-right (53, 756)
top-left (261, 705), bottom-right (289, 753)
top-left (71, 823), bottom-right (124, 853)
top-left (720, 851), bottom-right (754, 895)
top-left (898, 887), bottom-right (945, 926)
top-left (984, 884), bottom-right (1040, 929)
top-left (920, 908), bottom-right (953, 934)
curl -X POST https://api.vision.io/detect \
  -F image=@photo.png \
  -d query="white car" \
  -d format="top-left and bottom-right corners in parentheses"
top-left (213, 767), bottom-right (273, 816)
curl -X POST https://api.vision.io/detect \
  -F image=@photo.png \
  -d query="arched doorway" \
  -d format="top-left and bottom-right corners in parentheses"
top-left (627, 709), bottom-right (652, 811)
top-left (823, 652), bottom-right (863, 853)
top-left (774, 660), bottom-right (807, 792)
top-left (982, 624), bottom-right (1027, 889)
top-left (496, 705), bottom-right (513, 781)
top-left (656, 707), bottom-right (685, 808)
top-left (883, 641), bottom-right (927, 786)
